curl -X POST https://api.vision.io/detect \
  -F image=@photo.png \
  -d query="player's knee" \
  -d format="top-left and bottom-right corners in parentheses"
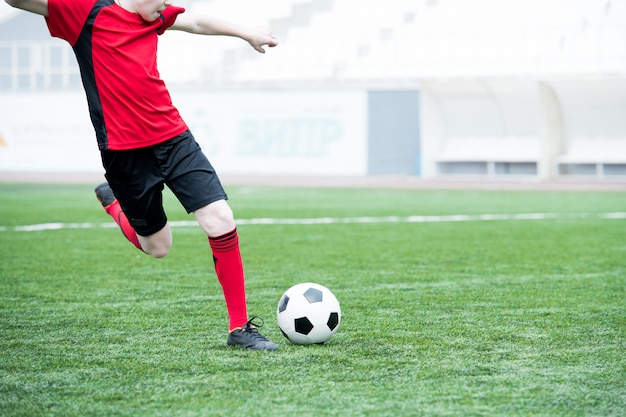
top-left (146, 243), bottom-right (171, 259)
top-left (195, 200), bottom-right (236, 236)
top-left (150, 250), bottom-right (169, 259)
top-left (138, 226), bottom-right (172, 258)
top-left (212, 207), bottom-right (236, 231)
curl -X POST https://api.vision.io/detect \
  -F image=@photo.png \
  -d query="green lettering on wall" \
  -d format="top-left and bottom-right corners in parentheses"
top-left (237, 119), bottom-right (342, 157)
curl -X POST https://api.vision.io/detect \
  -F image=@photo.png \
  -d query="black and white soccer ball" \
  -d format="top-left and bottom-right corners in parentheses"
top-left (276, 282), bottom-right (341, 345)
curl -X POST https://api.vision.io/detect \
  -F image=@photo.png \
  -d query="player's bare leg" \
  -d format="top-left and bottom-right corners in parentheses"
top-left (193, 199), bottom-right (235, 236)
top-left (137, 225), bottom-right (172, 259)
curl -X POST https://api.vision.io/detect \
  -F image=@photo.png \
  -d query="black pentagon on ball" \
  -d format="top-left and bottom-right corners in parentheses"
top-left (294, 316), bottom-right (314, 335)
top-left (278, 295), bottom-right (290, 313)
top-left (327, 312), bottom-right (339, 330)
top-left (303, 287), bottom-right (323, 303)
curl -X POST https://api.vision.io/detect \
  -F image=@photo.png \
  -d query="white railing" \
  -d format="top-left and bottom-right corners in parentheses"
top-left (0, 40), bottom-right (81, 91)
top-left (2, 0), bottom-right (626, 89)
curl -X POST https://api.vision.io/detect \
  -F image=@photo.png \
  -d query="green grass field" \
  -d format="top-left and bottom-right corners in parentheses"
top-left (1, 183), bottom-right (625, 416)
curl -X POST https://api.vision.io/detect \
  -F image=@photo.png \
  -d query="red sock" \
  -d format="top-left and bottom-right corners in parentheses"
top-left (104, 200), bottom-right (142, 250)
top-left (209, 229), bottom-right (248, 331)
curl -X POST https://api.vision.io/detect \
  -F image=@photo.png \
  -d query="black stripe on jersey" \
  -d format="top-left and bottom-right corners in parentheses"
top-left (158, 13), bottom-right (165, 32)
top-left (73, 0), bottom-right (114, 150)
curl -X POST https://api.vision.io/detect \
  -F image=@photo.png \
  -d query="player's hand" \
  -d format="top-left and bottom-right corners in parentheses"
top-left (246, 27), bottom-right (279, 53)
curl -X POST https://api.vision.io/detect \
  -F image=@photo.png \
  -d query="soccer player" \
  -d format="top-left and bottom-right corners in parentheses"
top-left (5, 0), bottom-right (279, 350)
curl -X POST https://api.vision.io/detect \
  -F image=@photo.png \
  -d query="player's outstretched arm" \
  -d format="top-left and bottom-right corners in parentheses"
top-left (5, 0), bottom-right (48, 16)
top-left (170, 14), bottom-right (278, 53)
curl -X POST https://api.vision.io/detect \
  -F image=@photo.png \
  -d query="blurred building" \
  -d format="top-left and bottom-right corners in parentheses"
top-left (1, 0), bottom-right (625, 180)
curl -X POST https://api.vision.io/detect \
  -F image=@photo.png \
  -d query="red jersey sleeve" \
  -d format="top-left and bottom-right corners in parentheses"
top-left (157, 6), bottom-right (186, 35)
top-left (45, 0), bottom-right (97, 46)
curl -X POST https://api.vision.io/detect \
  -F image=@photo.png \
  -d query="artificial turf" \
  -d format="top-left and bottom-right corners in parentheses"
top-left (1, 183), bottom-right (624, 416)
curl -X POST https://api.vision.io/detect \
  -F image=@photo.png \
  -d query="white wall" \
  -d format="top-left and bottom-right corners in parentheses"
top-left (419, 78), bottom-right (626, 179)
top-left (0, 91), bottom-right (100, 173)
top-left (1, 81), bottom-right (624, 179)
top-left (420, 79), bottom-right (543, 178)
top-left (0, 89), bottom-right (368, 176)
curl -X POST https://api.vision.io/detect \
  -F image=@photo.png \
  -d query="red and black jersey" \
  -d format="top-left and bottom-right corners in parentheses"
top-left (46, 0), bottom-right (188, 150)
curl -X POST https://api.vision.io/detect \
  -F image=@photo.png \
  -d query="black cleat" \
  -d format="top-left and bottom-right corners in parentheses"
top-left (95, 182), bottom-right (116, 208)
top-left (227, 317), bottom-right (277, 351)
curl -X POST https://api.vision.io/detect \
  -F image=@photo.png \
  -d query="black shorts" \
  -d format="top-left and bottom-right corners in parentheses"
top-left (100, 130), bottom-right (227, 236)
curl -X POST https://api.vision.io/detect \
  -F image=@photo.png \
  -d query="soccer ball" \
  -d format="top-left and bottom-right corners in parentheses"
top-left (276, 282), bottom-right (341, 345)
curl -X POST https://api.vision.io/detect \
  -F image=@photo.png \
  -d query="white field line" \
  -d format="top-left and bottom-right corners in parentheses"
top-left (1, 212), bottom-right (625, 232)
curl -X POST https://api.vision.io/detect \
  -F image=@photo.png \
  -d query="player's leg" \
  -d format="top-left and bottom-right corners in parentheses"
top-left (192, 199), bottom-right (276, 350)
top-left (193, 199), bottom-right (235, 236)
top-left (99, 148), bottom-right (173, 259)
top-left (194, 200), bottom-right (245, 325)
top-left (95, 181), bottom-right (173, 258)
top-left (164, 131), bottom-right (276, 350)
top-left (136, 225), bottom-right (172, 259)
top-left (95, 182), bottom-right (142, 250)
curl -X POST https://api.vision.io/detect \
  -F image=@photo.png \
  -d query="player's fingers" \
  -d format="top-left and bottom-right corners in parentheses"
top-left (268, 33), bottom-right (279, 47)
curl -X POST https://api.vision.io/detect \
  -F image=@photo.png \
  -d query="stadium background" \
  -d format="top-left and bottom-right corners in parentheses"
top-left (1, 0), bottom-right (625, 183)
top-left (1, 3), bottom-right (625, 415)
